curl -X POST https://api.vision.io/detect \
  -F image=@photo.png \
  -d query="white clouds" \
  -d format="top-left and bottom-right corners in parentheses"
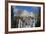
top-left (21, 10), bottom-right (35, 17)
top-left (13, 9), bottom-right (37, 18)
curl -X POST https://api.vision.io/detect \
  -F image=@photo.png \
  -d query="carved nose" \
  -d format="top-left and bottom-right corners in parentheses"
top-left (25, 23), bottom-right (27, 25)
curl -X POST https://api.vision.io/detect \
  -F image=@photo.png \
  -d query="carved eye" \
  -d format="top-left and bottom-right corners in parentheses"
top-left (31, 17), bottom-right (34, 20)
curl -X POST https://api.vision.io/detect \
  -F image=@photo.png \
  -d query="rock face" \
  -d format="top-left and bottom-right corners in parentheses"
top-left (11, 9), bottom-right (40, 28)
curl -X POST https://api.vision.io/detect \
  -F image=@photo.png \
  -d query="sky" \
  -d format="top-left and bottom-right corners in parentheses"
top-left (14, 6), bottom-right (41, 13)
top-left (12, 6), bottom-right (41, 16)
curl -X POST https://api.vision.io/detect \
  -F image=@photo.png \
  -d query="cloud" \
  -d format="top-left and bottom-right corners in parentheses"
top-left (20, 10), bottom-right (36, 17)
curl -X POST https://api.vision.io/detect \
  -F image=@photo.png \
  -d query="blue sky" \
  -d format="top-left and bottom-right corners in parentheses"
top-left (12, 6), bottom-right (41, 14)
top-left (15, 6), bottom-right (41, 14)
top-left (12, 6), bottom-right (41, 16)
